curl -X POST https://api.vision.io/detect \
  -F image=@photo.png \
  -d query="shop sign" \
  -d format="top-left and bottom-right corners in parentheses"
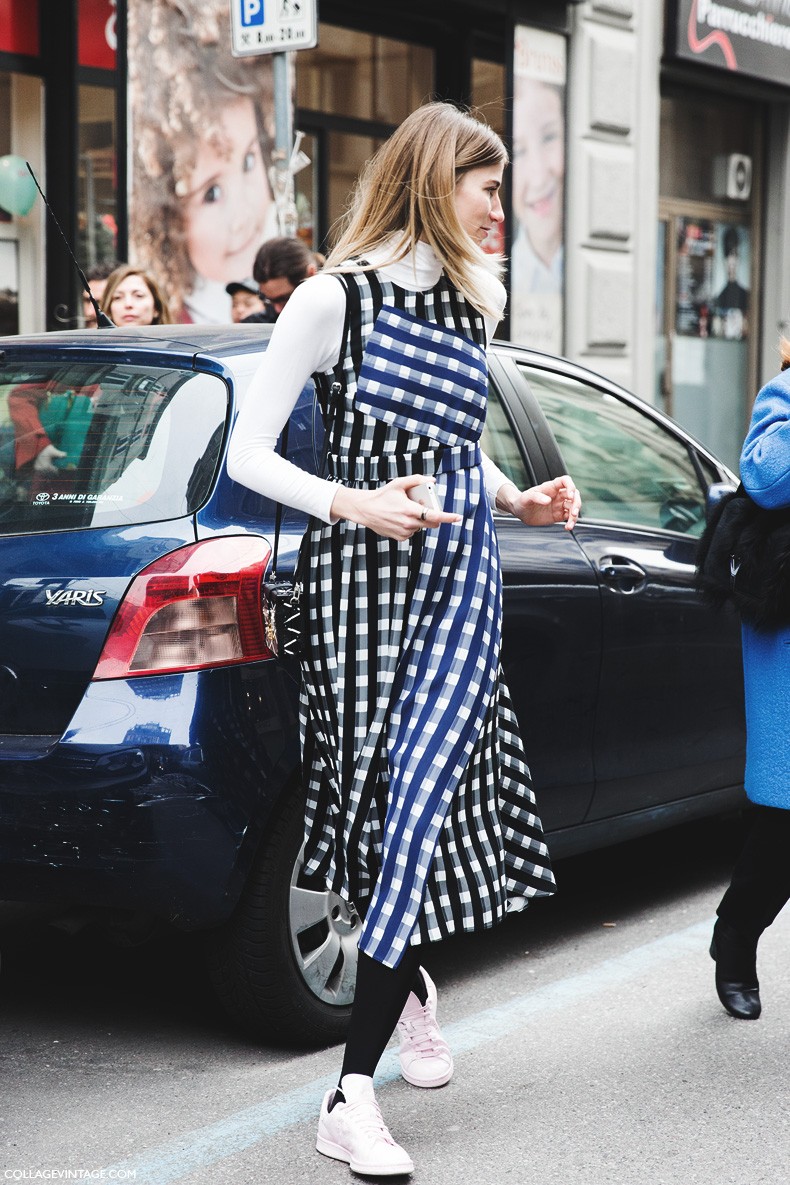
top-left (0, 0), bottom-right (39, 57)
top-left (78, 0), bottom-right (117, 70)
top-left (673, 0), bottom-right (790, 87)
top-left (79, 0), bottom-right (117, 70)
top-left (230, 0), bottom-right (317, 56)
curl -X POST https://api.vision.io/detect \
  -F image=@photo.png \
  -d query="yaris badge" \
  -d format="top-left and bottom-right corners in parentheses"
top-left (45, 589), bottom-right (106, 606)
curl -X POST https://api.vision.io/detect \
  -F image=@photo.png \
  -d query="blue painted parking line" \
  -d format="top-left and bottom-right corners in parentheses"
top-left (99, 919), bottom-right (712, 1183)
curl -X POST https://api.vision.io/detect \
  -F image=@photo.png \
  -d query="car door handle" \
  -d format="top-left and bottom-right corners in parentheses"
top-left (598, 556), bottom-right (647, 591)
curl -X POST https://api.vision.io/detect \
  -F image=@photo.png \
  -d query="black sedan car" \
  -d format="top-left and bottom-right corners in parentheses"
top-left (0, 324), bottom-right (744, 1045)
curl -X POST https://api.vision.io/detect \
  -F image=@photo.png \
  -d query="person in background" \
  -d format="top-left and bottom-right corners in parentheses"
top-left (81, 262), bottom-right (116, 329)
top-left (226, 278), bottom-right (265, 323)
top-left (243, 236), bottom-right (318, 323)
top-left (710, 336), bottom-right (790, 1021)
top-left (100, 265), bottom-right (174, 327)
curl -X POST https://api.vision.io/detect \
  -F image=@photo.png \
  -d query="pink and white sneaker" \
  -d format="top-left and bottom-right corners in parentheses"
top-left (397, 967), bottom-right (454, 1088)
top-left (316, 1075), bottom-right (414, 1177)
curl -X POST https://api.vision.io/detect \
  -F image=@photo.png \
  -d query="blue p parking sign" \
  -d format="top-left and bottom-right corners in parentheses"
top-left (240, 0), bottom-right (264, 27)
top-left (230, 0), bottom-right (316, 55)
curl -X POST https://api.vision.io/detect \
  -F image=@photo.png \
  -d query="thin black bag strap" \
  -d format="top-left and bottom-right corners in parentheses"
top-left (270, 418), bottom-right (290, 578)
top-left (271, 276), bottom-right (351, 577)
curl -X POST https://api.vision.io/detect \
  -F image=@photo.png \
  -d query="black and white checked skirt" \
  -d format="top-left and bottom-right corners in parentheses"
top-left (300, 268), bottom-right (555, 968)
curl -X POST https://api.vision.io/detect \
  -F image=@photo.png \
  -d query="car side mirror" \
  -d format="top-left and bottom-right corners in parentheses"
top-left (705, 480), bottom-right (738, 519)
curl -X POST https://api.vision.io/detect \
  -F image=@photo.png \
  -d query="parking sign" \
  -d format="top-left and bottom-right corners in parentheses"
top-left (241, 0), bottom-right (264, 26)
top-left (230, 0), bottom-right (317, 56)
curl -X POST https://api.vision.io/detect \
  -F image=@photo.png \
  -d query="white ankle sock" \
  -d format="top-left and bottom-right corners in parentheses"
top-left (339, 1073), bottom-right (375, 1103)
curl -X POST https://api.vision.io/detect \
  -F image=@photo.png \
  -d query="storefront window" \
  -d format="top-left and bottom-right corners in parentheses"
top-left (78, 85), bottom-right (117, 272)
top-left (1, 73), bottom-right (23, 334)
top-left (660, 94), bottom-right (757, 206)
top-left (472, 59), bottom-right (506, 138)
top-left (296, 26), bottom-right (434, 126)
top-left (657, 91), bottom-right (761, 470)
top-left (295, 25), bottom-right (435, 249)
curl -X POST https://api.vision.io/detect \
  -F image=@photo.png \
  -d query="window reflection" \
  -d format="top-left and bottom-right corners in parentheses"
top-left (297, 26), bottom-right (434, 125)
top-left (523, 366), bottom-right (708, 536)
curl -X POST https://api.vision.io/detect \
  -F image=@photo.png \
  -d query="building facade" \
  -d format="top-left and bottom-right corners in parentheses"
top-left (2, 0), bottom-right (790, 467)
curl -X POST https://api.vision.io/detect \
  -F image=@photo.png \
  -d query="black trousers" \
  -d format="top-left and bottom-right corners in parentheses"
top-left (717, 805), bottom-right (790, 942)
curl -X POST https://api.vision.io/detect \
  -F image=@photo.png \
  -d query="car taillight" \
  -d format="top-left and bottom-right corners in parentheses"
top-left (93, 537), bottom-right (274, 680)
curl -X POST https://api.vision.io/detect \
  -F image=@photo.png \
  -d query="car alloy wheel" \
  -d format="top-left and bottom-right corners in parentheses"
top-left (289, 846), bottom-right (360, 1008)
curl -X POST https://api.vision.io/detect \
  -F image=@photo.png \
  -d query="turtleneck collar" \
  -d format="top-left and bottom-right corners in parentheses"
top-left (365, 237), bottom-right (442, 292)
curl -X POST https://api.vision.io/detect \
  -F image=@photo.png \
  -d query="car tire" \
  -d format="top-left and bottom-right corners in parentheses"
top-left (206, 782), bottom-right (360, 1047)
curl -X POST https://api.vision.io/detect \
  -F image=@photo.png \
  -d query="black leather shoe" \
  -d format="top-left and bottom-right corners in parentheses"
top-left (710, 919), bottom-right (761, 1020)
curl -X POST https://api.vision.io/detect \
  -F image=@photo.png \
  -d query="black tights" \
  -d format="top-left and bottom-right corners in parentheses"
top-left (717, 805), bottom-right (790, 942)
top-left (340, 948), bottom-right (426, 1081)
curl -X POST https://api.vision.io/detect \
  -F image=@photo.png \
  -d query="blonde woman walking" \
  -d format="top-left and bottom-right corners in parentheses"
top-left (228, 101), bottom-right (580, 1177)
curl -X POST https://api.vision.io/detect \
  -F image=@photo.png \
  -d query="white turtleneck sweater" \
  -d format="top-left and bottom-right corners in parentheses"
top-left (227, 241), bottom-right (513, 522)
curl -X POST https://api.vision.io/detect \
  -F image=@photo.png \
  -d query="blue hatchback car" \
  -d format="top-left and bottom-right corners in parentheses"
top-left (0, 323), bottom-right (745, 1046)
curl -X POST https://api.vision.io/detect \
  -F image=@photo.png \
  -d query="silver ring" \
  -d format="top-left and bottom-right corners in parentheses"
top-left (420, 508), bottom-right (428, 522)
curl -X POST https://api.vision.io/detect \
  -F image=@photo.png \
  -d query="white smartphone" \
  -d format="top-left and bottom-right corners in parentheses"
top-left (407, 480), bottom-right (442, 513)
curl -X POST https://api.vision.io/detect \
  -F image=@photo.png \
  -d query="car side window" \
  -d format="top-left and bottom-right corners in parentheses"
top-left (520, 365), bottom-right (709, 536)
top-left (481, 381), bottom-right (531, 494)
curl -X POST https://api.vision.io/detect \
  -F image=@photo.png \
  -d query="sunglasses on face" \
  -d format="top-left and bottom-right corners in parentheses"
top-left (260, 291), bottom-right (293, 313)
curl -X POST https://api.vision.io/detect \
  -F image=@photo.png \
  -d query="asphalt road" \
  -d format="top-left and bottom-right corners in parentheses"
top-left (2, 813), bottom-right (789, 1185)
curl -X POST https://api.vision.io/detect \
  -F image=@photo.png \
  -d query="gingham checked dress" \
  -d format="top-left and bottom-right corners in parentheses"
top-left (301, 267), bottom-right (555, 969)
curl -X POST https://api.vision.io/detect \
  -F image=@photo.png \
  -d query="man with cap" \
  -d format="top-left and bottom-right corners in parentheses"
top-left (226, 278), bottom-right (266, 324)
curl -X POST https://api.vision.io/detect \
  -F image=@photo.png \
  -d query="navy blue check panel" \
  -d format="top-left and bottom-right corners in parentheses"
top-left (355, 304), bottom-right (488, 445)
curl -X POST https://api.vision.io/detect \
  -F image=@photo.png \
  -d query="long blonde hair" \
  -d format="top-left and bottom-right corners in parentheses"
top-left (324, 102), bottom-right (507, 319)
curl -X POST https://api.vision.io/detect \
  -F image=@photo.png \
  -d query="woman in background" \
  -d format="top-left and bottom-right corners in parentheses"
top-left (711, 337), bottom-right (790, 1020)
top-left (100, 265), bottom-right (173, 327)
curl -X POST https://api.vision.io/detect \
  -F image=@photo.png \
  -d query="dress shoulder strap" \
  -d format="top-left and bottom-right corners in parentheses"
top-left (312, 273), bottom-right (351, 419)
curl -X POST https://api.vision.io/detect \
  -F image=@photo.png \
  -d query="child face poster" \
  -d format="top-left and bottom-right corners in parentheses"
top-left (127, 0), bottom-right (282, 324)
top-left (510, 25), bottom-right (566, 354)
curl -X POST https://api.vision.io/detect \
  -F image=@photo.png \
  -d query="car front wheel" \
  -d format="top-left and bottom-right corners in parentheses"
top-left (206, 783), bottom-right (360, 1046)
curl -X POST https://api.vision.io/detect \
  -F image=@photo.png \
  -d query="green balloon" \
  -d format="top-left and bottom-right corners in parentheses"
top-left (0, 155), bottom-right (37, 217)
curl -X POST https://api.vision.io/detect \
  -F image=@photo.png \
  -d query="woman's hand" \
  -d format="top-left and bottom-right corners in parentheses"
top-left (330, 474), bottom-right (461, 541)
top-left (497, 475), bottom-right (581, 530)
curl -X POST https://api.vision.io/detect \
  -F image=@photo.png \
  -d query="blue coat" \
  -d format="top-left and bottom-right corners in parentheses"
top-left (739, 367), bottom-right (790, 808)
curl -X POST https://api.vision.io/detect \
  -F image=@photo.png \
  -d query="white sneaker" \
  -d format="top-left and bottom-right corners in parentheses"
top-left (316, 1078), bottom-right (414, 1177)
top-left (397, 968), bottom-right (454, 1088)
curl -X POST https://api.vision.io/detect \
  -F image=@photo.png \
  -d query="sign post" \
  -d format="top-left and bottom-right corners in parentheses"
top-left (229, 0), bottom-right (317, 237)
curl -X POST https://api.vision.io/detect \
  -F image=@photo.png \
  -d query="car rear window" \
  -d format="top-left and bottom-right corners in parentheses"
top-left (0, 361), bottom-right (227, 534)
